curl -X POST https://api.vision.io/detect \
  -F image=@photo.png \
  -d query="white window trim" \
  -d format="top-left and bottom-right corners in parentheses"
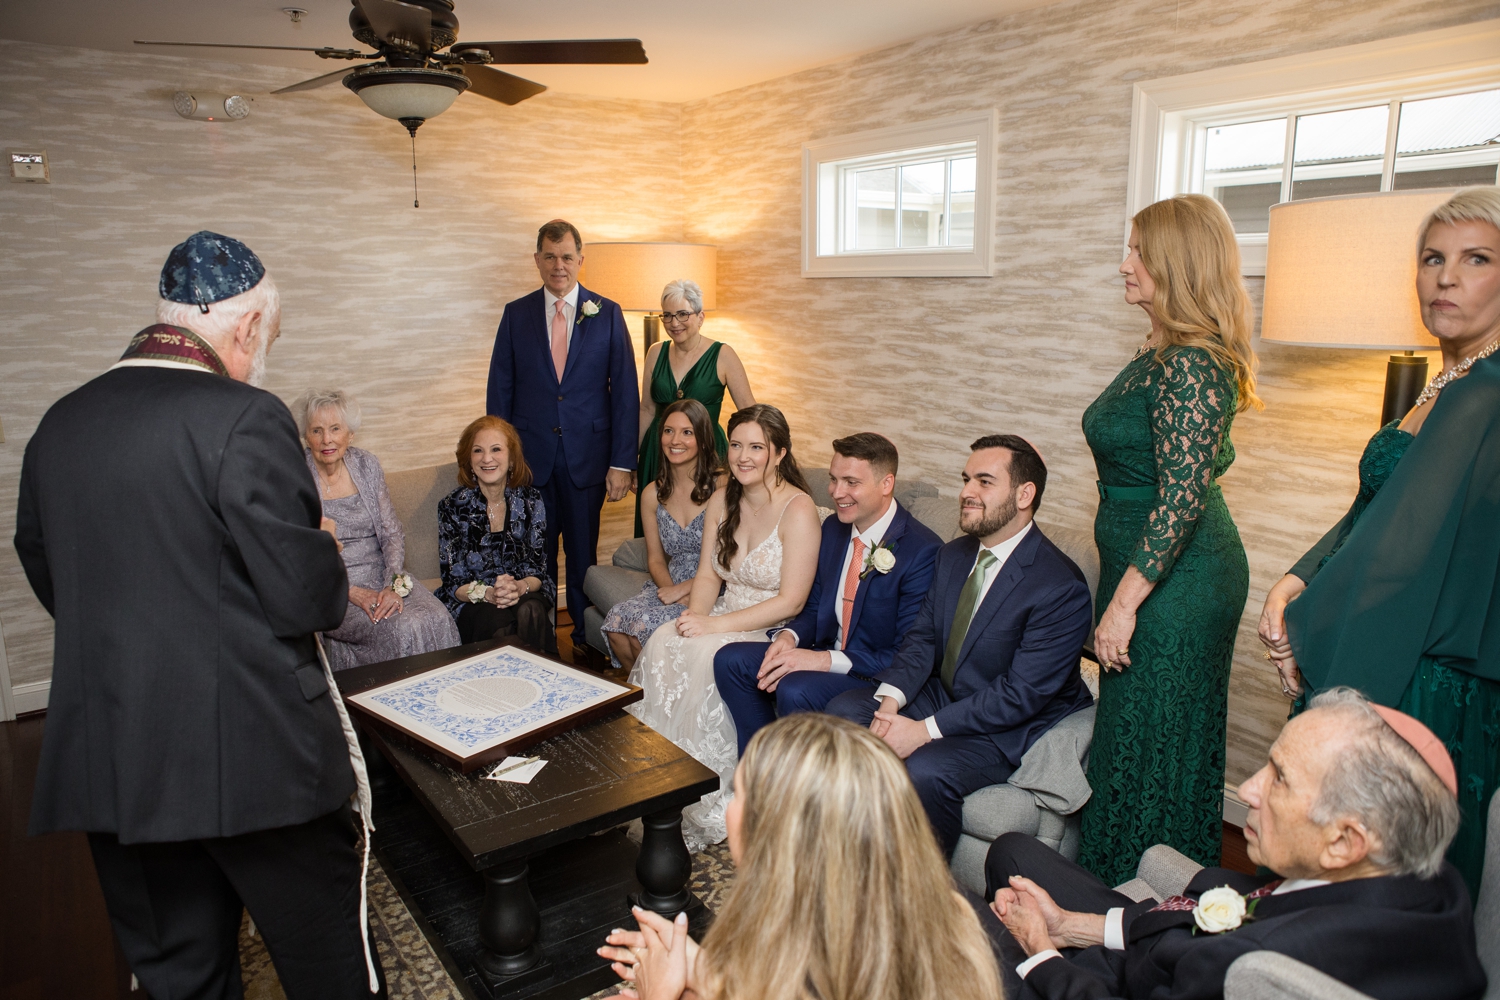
top-left (1126, 20), bottom-right (1500, 276)
top-left (802, 111), bottom-right (997, 278)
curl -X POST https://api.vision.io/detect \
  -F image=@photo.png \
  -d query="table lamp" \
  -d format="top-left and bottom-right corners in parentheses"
top-left (579, 242), bottom-right (718, 348)
top-left (1261, 189), bottom-right (1452, 425)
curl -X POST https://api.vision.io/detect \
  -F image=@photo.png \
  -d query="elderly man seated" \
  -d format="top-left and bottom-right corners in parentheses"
top-left (982, 687), bottom-right (1486, 1000)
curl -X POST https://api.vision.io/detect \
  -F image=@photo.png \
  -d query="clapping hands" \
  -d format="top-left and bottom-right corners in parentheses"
top-left (597, 907), bottom-right (700, 1000)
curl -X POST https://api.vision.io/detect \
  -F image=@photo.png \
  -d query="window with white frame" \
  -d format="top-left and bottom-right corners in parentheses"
top-left (803, 112), bottom-right (995, 277)
top-left (1126, 21), bottom-right (1500, 274)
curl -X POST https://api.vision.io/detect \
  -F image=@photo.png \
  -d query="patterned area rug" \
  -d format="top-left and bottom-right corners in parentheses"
top-left (238, 843), bottom-right (736, 1000)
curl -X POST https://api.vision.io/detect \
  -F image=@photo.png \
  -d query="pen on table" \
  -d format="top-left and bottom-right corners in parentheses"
top-left (489, 756), bottom-right (542, 779)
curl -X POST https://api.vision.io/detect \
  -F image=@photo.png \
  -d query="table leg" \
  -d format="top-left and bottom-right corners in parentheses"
top-left (475, 859), bottom-right (540, 978)
top-left (635, 807), bottom-right (692, 914)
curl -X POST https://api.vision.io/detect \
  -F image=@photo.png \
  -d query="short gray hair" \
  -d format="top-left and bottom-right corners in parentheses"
top-left (156, 273), bottom-right (281, 348)
top-left (1306, 687), bottom-right (1459, 878)
top-left (661, 279), bottom-right (703, 314)
top-left (292, 387), bottom-right (362, 437)
top-left (1418, 186), bottom-right (1500, 251)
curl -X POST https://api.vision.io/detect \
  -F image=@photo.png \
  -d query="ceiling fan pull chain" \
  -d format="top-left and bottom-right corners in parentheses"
top-left (410, 130), bottom-right (419, 209)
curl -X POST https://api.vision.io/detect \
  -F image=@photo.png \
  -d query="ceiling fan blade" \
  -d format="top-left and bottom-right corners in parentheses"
top-left (453, 39), bottom-right (648, 64)
top-left (460, 65), bottom-right (547, 106)
top-left (134, 41), bottom-right (368, 59)
top-left (273, 68), bottom-right (356, 94)
top-left (354, 0), bottom-right (432, 54)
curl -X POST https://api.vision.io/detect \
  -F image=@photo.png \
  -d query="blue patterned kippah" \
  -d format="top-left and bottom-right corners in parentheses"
top-left (159, 230), bottom-right (265, 310)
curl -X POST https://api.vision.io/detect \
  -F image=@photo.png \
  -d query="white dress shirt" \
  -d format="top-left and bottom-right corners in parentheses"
top-left (780, 499), bottom-right (900, 674)
top-left (1017, 876), bottom-right (1332, 979)
top-left (874, 520), bottom-right (1034, 739)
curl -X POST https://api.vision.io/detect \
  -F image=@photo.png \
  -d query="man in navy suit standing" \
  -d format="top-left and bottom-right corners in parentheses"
top-left (714, 433), bottom-right (942, 754)
top-left (487, 220), bottom-right (639, 643)
top-left (828, 435), bottom-right (1093, 856)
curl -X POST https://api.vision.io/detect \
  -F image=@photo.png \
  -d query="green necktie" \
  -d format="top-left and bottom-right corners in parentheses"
top-left (940, 549), bottom-right (997, 696)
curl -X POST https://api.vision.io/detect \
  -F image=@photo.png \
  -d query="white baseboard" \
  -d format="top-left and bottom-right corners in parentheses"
top-left (13, 679), bottom-right (50, 715)
top-left (1222, 786), bottom-right (1248, 828)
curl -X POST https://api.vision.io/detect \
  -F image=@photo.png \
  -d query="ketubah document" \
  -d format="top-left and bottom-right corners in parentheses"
top-left (346, 644), bottom-right (638, 770)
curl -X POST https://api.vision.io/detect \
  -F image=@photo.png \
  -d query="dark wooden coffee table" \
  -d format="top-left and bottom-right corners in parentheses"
top-left (335, 638), bottom-right (720, 1000)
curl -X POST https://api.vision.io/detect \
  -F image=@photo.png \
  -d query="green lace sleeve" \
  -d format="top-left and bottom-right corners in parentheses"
top-left (1131, 349), bottom-right (1235, 583)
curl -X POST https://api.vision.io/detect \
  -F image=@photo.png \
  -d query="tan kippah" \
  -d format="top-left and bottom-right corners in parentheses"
top-left (1372, 704), bottom-right (1458, 798)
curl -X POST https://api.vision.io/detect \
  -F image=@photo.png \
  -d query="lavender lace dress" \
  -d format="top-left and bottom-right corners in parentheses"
top-left (601, 506), bottom-right (706, 669)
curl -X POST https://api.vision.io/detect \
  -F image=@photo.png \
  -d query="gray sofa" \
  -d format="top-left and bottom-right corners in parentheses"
top-left (581, 475), bottom-right (1103, 890)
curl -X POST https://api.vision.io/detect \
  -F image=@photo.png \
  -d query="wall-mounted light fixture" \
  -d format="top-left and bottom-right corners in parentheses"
top-left (1261, 189), bottom-right (1453, 424)
top-left (173, 92), bottom-right (252, 122)
top-left (580, 243), bottom-right (718, 348)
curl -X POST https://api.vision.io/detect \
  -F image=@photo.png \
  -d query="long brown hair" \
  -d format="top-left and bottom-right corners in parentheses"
top-left (697, 714), bottom-right (1003, 1000)
top-left (716, 404), bottom-right (811, 572)
top-left (654, 399), bottom-right (720, 505)
top-left (454, 415), bottom-right (532, 489)
top-left (1133, 194), bottom-right (1262, 411)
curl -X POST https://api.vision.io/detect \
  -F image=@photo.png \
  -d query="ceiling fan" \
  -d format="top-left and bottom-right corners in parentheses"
top-left (136, 0), bottom-right (647, 136)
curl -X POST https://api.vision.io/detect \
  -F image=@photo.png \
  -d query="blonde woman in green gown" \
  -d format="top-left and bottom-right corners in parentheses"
top-left (1077, 195), bottom-right (1261, 886)
top-left (634, 279), bottom-right (755, 536)
top-left (1260, 187), bottom-right (1500, 899)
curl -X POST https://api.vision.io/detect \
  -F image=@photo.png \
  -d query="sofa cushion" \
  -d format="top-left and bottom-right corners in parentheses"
top-left (384, 462), bottom-right (459, 583)
top-left (582, 564), bottom-right (651, 615)
top-left (612, 537), bottom-right (650, 573)
top-left (961, 783), bottom-right (1046, 841)
top-left (906, 495), bottom-right (960, 542)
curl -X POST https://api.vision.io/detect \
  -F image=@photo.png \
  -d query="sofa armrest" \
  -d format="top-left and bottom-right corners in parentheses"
top-left (1131, 844), bottom-right (1203, 900)
top-left (1225, 952), bottom-right (1374, 1000)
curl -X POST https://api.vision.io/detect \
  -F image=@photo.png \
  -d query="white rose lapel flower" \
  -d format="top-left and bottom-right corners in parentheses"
top-left (1192, 886), bottom-right (1251, 934)
top-left (578, 299), bottom-right (601, 323)
top-left (391, 572), bottom-right (414, 598)
top-left (861, 541), bottom-right (898, 580)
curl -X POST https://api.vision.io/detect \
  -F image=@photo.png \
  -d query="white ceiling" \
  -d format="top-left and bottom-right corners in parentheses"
top-left (0, 0), bottom-right (1059, 102)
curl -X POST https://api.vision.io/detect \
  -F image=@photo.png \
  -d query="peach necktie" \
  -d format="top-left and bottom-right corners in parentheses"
top-left (551, 300), bottom-right (568, 380)
top-left (840, 537), bottom-right (866, 646)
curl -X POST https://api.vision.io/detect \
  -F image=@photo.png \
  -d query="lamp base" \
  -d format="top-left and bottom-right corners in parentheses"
top-left (643, 313), bottom-right (661, 349)
top-left (1381, 353), bottom-right (1429, 425)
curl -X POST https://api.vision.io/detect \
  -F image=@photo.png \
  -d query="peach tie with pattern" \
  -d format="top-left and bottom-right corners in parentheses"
top-left (840, 537), bottom-right (866, 647)
top-left (551, 300), bottom-right (568, 380)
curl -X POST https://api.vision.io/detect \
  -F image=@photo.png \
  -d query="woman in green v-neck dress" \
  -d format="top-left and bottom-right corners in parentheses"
top-left (634, 279), bottom-right (756, 536)
top-left (1260, 188), bottom-right (1500, 900)
top-left (1076, 196), bottom-right (1261, 886)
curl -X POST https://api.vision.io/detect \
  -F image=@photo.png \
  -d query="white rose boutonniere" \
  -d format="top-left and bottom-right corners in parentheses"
top-left (861, 541), bottom-right (898, 580)
top-left (391, 572), bottom-right (414, 598)
top-left (1193, 886), bottom-right (1249, 934)
top-left (579, 299), bottom-right (601, 322)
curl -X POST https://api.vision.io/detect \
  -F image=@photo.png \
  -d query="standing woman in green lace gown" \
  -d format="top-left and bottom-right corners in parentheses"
top-left (1260, 187), bottom-right (1500, 899)
top-left (634, 279), bottom-right (756, 536)
top-left (1077, 195), bottom-right (1261, 885)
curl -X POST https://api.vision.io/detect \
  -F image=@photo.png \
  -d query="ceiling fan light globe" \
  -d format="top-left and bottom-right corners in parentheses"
top-left (343, 66), bottom-right (469, 122)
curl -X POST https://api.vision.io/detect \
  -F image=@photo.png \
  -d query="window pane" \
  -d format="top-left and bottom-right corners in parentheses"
top-left (1392, 88), bottom-right (1500, 191)
top-left (899, 160), bottom-right (945, 247)
top-left (854, 167), bottom-right (896, 250)
top-left (1291, 105), bottom-right (1387, 200)
top-left (1204, 118), bottom-right (1286, 234)
top-left (948, 156), bottom-right (976, 247)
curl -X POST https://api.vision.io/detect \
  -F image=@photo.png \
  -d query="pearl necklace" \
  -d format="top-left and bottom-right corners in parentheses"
top-left (1411, 337), bottom-right (1500, 410)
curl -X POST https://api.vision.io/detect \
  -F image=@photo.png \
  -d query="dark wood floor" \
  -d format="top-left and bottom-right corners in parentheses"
top-left (1, 617), bottom-right (1253, 997)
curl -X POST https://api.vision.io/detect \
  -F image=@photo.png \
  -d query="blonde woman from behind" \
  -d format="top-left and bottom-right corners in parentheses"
top-left (598, 712), bottom-right (1004, 1000)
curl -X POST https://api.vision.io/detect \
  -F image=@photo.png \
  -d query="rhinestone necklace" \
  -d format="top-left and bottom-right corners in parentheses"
top-left (1411, 336), bottom-right (1500, 410)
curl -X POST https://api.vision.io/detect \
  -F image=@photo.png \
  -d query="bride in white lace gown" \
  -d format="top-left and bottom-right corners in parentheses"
top-left (628, 405), bottom-right (825, 849)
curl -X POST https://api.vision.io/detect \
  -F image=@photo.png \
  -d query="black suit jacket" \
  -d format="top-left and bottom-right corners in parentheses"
top-left (876, 523), bottom-right (1093, 763)
top-left (1027, 865), bottom-right (1487, 1000)
top-left (14, 366), bottom-right (353, 843)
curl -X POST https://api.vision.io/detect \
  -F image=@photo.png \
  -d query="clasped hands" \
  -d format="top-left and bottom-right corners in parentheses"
top-left (350, 585), bottom-right (402, 623)
top-left (755, 631), bottom-right (831, 692)
top-left (471, 574), bottom-right (527, 609)
top-left (991, 875), bottom-right (1105, 957)
top-left (870, 696), bottom-right (931, 759)
top-left (597, 906), bottom-right (700, 1000)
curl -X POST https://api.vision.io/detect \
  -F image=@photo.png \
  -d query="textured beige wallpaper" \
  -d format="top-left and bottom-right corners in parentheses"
top-left (676, 0), bottom-right (1499, 784)
top-left (3, 0), bottom-right (1496, 784)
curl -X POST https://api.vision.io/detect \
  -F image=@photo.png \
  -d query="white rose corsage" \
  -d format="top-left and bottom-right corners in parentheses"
top-left (466, 580), bottom-right (488, 603)
top-left (1193, 886), bottom-right (1251, 934)
top-left (861, 541), bottom-right (898, 580)
top-left (391, 572), bottom-right (414, 598)
top-left (579, 299), bottom-right (601, 321)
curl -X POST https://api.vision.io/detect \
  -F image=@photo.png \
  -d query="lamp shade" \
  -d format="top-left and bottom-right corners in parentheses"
top-left (1261, 190), bottom-right (1452, 350)
top-left (343, 67), bottom-right (469, 122)
top-left (580, 243), bottom-right (718, 311)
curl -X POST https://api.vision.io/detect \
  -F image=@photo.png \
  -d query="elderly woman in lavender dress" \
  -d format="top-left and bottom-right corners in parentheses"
top-left (297, 389), bottom-right (459, 670)
top-left (602, 399), bottom-right (721, 670)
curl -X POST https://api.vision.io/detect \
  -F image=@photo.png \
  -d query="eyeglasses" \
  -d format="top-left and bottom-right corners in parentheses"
top-left (660, 309), bottom-right (700, 326)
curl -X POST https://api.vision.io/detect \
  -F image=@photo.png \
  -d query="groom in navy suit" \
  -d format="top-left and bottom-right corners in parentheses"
top-left (828, 435), bottom-right (1094, 856)
top-left (714, 434), bottom-right (942, 755)
top-left (487, 220), bottom-right (639, 642)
